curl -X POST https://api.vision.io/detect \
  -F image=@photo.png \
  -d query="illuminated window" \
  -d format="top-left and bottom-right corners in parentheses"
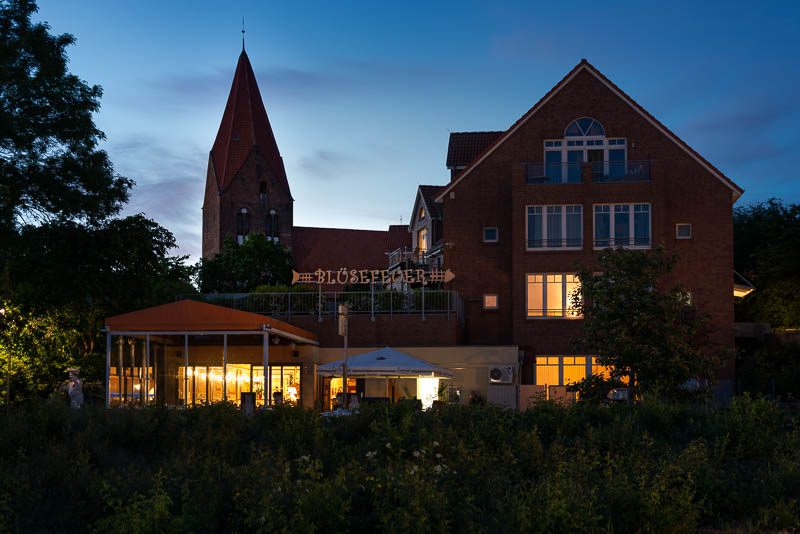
top-left (420, 206), bottom-right (426, 219)
top-left (594, 203), bottom-right (650, 248)
top-left (526, 205), bottom-right (582, 249)
top-left (676, 223), bottom-right (692, 239)
top-left (535, 356), bottom-right (590, 387)
top-left (527, 274), bottom-right (581, 318)
top-left (178, 364), bottom-right (301, 407)
top-left (562, 356), bottom-right (587, 385)
top-left (535, 356), bottom-right (560, 386)
top-left (483, 294), bottom-right (498, 309)
top-left (417, 227), bottom-right (428, 253)
top-left (483, 227), bottom-right (498, 242)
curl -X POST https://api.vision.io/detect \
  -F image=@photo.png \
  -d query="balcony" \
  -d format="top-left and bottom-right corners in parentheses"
top-left (527, 238), bottom-right (583, 249)
top-left (387, 245), bottom-right (443, 270)
top-left (593, 236), bottom-right (652, 248)
top-left (525, 160), bottom-right (651, 184)
top-left (177, 289), bottom-right (463, 322)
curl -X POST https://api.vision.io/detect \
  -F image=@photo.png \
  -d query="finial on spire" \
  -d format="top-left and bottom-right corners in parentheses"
top-left (242, 17), bottom-right (246, 51)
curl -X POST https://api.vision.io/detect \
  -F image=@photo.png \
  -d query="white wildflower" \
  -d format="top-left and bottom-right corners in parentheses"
top-left (434, 465), bottom-right (442, 473)
top-left (435, 453), bottom-right (443, 459)
top-left (385, 442), bottom-right (391, 449)
top-left (433, 440), bottom-right (439, 447)
top-left (413, 451), bottom-right (421, 458)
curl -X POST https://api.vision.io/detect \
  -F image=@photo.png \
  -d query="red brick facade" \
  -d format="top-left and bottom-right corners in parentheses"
top-left (436, 63), bottom-right (741, 381)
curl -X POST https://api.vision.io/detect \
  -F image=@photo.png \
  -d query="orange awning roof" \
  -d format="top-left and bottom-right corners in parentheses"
top-left (105, 300), bottom-right (318, 343)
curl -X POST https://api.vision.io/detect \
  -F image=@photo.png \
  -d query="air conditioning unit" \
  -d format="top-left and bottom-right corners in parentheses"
top-left (488, 365), bottom-right (513, 384)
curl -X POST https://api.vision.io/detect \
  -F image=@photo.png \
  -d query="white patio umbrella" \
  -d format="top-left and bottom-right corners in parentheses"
top-left (318, 347), bottom-right (453, 409)
top-left (317, 347), bottom-right (453, 378)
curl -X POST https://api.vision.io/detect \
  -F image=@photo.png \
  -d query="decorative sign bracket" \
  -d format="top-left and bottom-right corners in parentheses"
top-left (291, 268), bottom-right (455, 286)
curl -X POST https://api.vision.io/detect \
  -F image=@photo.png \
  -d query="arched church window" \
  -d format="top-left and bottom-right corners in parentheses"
top-left (236, 208), bottom-right (250, 244)
top-left (541, 117), bottom-right (626, 183)
top-left (259, 181), bottom-right (268, 206)
top-left (266, 208), bottom-right (279, 243)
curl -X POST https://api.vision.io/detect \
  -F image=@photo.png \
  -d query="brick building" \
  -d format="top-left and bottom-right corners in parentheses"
top-left (435, 59), bottom-right (743, 397)
top-left (106, 55), bottom-right (743, 411)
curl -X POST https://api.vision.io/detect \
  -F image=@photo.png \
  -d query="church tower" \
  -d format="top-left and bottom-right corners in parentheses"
top-left (202, 49), bottom-right (293, 258)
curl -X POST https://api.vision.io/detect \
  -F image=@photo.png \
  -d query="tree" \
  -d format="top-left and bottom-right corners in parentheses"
top-left (197, 234), bottom-right (294, 292)
top-left (733, 199), bottom-right (800, 329)
top-left (0, 1), bottom-right (195, 402)
top-left (572, 247), bottom-right (723, 401)
top-left (0, 0), bottom-right (132, 234)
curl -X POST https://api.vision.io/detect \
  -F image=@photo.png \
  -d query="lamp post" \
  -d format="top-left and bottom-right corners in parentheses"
top-left (338, 303), bottom-right (349, 409)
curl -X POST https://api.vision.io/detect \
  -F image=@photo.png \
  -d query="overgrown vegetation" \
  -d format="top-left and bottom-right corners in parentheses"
top-left (0, 398), bottom-right (797, 533)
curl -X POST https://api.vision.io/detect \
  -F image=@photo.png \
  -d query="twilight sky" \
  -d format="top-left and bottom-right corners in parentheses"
top-left (35, 1), bottom-right (800, 262)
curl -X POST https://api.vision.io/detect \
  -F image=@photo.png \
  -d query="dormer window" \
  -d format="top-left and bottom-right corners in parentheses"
top-left (236, 208), bottom-right (250, 244)
top-left (537, 118), bottom-right (628, 184)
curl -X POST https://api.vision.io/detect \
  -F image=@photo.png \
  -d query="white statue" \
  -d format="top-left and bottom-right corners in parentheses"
top-left (61, 368), bottom-right (84, 409)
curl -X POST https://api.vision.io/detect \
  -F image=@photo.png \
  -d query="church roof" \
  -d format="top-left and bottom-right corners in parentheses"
top-left (210, 50), bottom-right (290, 195)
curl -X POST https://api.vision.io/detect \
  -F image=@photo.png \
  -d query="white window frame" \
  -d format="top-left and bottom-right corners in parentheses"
top-left (526, 204), bottom-right (583, 251)
top-left (593, 203), bottom-right (651, 250)
top-left (543, 137), bottom-right (627, 183)
top-left (483, 227), bottom-right (498, 243)
top-left (525, 273), bottom-right (582, 319)
top-left (483, 294), bottom-right (499, 310)
top-left (676, 223), bottom-right (692, 239)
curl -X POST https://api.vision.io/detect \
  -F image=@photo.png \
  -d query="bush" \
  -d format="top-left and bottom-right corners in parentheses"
top-left (0, 398), bottom-right (797, 532)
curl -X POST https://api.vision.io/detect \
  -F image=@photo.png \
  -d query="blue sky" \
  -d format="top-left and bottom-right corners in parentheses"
top-left (35, 1), bottom-right (800, 261)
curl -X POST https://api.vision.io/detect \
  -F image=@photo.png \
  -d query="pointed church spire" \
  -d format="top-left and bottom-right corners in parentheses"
top-left (210, 50), bottom-right (291, 197)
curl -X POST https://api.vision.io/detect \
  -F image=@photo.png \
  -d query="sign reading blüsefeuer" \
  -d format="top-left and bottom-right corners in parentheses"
top-left (292, 268), bottom-right (455, 286)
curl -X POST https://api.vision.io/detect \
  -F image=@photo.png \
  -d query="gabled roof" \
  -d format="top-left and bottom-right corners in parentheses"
top-left (105, 299), bottom-right (317, 342)
top-left (387, 224), bottom-right (411, 251)
top-left (446, 131), bottom-right (503, 169)
top-left (418, 185), bottom-right (443, 219)
top-left (436, 59), bottom-right (744, 203)
top-left (211, 50), bottom-right (290, 195)
top-left (292, 226), bottom-right (389, 274)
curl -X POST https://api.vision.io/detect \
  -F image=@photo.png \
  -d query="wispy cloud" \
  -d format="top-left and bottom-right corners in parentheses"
top-left (109, 135), bottom-right (205, 261)
top-left (298, 149), bottom-right (358, 179)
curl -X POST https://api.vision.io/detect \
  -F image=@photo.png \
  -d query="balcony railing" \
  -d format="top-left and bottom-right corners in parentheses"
top-left (525, 160), bottom-right (651, 184)
top-left (177, 289), bottom-right (463, 322)
top-left (593, 237), bottom-right (651, 248)
top-left (527, 238), bottom-right (583, 249)
top-left (387, 245), bottom-right (443, 269)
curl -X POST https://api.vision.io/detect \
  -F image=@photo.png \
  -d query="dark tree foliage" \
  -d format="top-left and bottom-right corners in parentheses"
top-left (197, 234), bottom-right (294, 292)
top-left (734, 198), bottom-right (800, 328)
top-left (0, 1), bottom-right (194, 401)
top-left (0, 0), bottom-right (132, 233)
top-left (573, 247), bottom-right (723, 401)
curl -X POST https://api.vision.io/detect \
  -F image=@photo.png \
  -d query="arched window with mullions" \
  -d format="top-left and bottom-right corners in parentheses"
top-left (542, 117), bottom-right (627, 183)
top-left (236, 208), bottom-right (250, 244)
